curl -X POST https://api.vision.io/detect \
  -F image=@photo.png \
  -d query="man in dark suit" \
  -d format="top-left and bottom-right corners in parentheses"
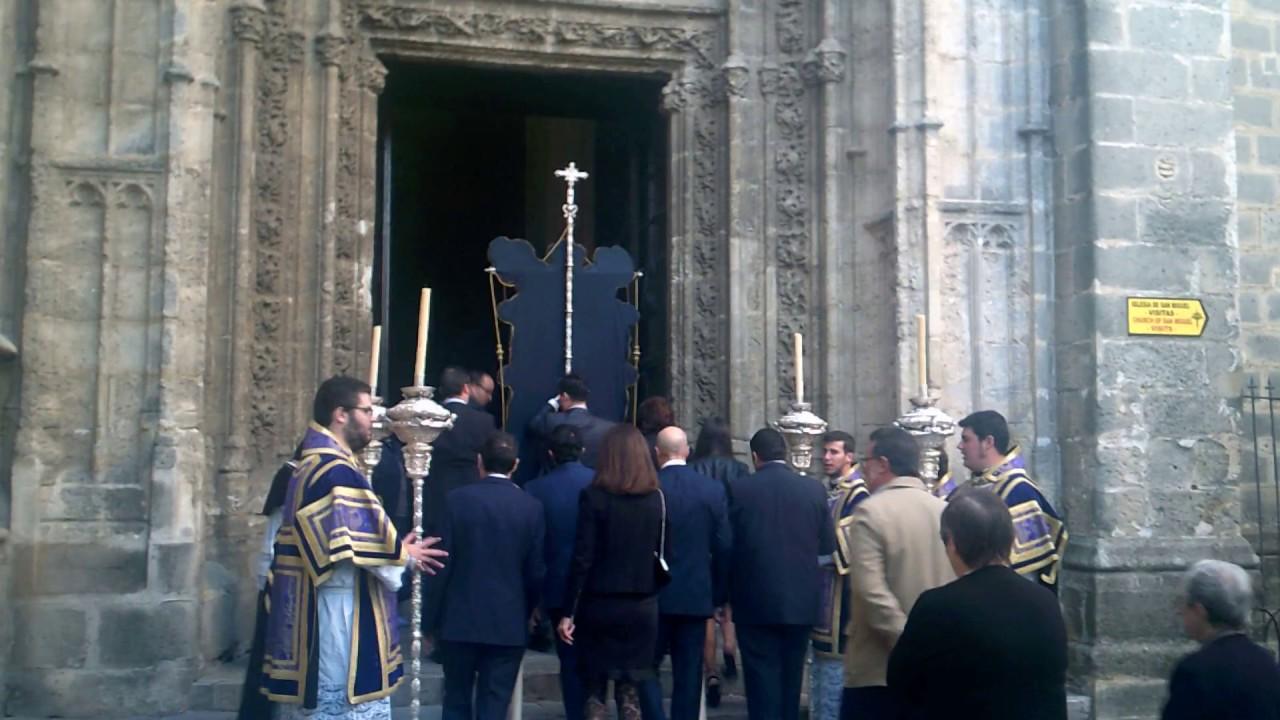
top-left (430, 431), bottom-right (546, 720)
top-left (639, 426), bottom-right (732, 720)
top-left (524, 425), bottom-right (595, 720)
top-left (887, 486), bottom-right (1067, 720)
top-left (527, 373), bottom-right (615, 471)
top-left (429, 366), bottom-right (497, 536)
top-left (729, 428), bottom-right (835, 720)
top-left (1161, 559), bottom-right (1280, 720)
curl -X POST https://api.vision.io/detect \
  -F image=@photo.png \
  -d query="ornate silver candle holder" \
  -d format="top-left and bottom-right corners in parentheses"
top-left (894, 391), bottom-right (957, 491)
top-left (358, 397), bottom-right (390, 481)
top-left (387, 385), bottom-right (455, 720)
top-left (774, 401), bottom-right (829, 475)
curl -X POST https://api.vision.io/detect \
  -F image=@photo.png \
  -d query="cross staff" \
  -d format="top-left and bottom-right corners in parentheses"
top-left (555, 162), bottom-right (589, 375)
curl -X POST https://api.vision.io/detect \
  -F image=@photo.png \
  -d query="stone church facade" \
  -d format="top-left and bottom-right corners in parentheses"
top-left (0, 0), bottom-right (1272, 717)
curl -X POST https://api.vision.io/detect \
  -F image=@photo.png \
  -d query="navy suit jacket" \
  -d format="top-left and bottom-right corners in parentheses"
top-left (428, 476), bottom-right (546, 647)
top-left (658, 463), bottom-right (732, 617)
top-left (524, 460), bottom-right (594, 613)
top-left (728, 461), bottom-right (835, 626)
top-left (426, 399), bottom-right (496, 533)
top-left (528, 404), bottom-right (615, 471)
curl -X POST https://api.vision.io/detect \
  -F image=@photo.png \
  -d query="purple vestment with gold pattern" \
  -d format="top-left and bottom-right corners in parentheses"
top-left (262, 423), bottom-right (408, 708)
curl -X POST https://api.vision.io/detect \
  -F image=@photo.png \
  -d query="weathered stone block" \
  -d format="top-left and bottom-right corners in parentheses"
top-left (98, 601), bottom-right (196, 667)
top-left (1246, 332), bottom-right (1280, 359)
top-left (12, 540), bottom-right (147, 596)
top-left (1240, 292), bottom-right (1262, 323)
top-left (1238, 135), bottom-right (1254, 166)
top-left (1191, 150), bottom-right (1231, 197)
top-left (1235, 93), bottom-right (1274, 127)
top-left (151, 541), bottom-right (198, 594)
top-left (11, 604), bottom-right (87, 669)
top-left (1098, 341), bottom-right (1207, 391)
top-left (1234, 55), bottom-right (1250, 88)
top-left (1148, 437), bottom-right (1232, 491)
top-left (1139, 198), bottom-right (1230, 246)
top-left (1086, 3), bottom-right (1124, 46)
top-left (1132, 4), bottom-right (1227, 55)
top-left (1239, 172), bottom-right (1278, 204)
top-left (1095, 244), bottom-right (1194, 292)
top-left (1233, 19), bottom-right (1273, 51)
top-left (1090, 96), bottom-right (1133, 143)
top-left (1134, 100), bottom-right (1232, 147)
top-left (1250, 56), bottom-right (1280, 91)
top-left (1258, 135), bottom-right (1280, 166)
top-left (1240, 254), bottom-right (1279, 285)
top-left (1094, 194), bottom-right (1136, 241)
top-left (1266, 292), bottom-right (1280, 321)
top-left (1091, 49), bottom-right (1188, 100)
top-left (6, 661), bottom-right (194, 717)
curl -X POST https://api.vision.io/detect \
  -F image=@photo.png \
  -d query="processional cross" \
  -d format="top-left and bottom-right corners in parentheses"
top-left (554, 162), bottom-right (589, 374)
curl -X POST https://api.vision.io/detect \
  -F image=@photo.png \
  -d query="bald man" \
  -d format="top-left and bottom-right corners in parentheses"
top-left (639, 426), bottom-right (734, 720)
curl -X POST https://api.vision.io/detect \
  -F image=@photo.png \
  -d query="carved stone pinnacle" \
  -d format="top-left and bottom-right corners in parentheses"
top-left (230, 4), bottom-right (266, 45)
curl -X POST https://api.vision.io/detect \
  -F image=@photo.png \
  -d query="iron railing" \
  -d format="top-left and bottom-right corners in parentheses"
top-left (1242, 377), bottom-right (1280, 655)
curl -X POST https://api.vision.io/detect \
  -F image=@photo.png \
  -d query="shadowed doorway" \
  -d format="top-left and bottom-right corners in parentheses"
top-left (374, 61), bottom-right (670, 421)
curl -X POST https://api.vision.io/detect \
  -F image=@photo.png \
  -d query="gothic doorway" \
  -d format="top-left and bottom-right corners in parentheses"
top-left (374, 61), bottom-right (670, 416)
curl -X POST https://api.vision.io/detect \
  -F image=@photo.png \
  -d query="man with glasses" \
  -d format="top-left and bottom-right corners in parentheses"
top-left (840, 427), bottom-right (953, 720)
top-left (262, 375), bottom-right (448, 720)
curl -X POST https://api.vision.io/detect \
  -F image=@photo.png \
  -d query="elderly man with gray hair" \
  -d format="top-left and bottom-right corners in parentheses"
top-left (1161, 559), bottom-right (1280, 720)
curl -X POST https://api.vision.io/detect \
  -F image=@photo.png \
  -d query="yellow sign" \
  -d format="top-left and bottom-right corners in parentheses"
top-left (1126, 297), bottom-right (1207, 337)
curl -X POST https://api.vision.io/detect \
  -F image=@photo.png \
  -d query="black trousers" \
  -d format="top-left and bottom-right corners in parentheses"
top-left (840, 685), bottom-right (899, 720)
top-left (441, 641), bottom-right (525, 720)
top-left (736, 623), bottom-right (811, 720)
top-left (638, 614), bottom-right (709, 720)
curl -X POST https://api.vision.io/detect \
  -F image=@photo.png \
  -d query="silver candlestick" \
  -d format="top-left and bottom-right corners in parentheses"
top-left (359, 397), bottom-right (390, 481)
top-left (387, 385), bottom-right (455, 720)
top-left (894, 390), bottom-right (957, 491)
top-left (774, 401), bottom-right (828, 475)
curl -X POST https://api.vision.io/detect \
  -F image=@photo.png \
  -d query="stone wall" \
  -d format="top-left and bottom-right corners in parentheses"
top-left (1051, 1), bottom-right (1254, 717)
top-left (1232, 0), bottom-right (1280, 600)
top-left (1, 0), bottom-right (222, 714)
top-left (0, 0), bottom-right (32, 702)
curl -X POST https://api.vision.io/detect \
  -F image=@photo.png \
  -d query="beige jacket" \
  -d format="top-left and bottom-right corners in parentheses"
top-left (842, 475), bottom-right (954, 688)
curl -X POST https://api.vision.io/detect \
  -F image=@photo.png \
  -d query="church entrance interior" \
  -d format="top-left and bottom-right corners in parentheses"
top-left (374, 61), bottom-right (670, 418)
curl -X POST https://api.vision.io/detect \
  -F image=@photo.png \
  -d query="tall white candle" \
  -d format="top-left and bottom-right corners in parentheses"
top-left (793, 332), bottom-right (804, 404)
top-left (413, 288), bottom-right (431, 387)
top-left (368, 325), bottom-right (382, 396)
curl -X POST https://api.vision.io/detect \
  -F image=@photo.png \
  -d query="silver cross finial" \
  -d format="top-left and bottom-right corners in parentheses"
top-left (555, 162), bottom-right (589, 187)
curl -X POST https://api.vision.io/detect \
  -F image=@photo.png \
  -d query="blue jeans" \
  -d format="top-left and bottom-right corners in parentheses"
top-left (639, 615), bottom-right (708, 720)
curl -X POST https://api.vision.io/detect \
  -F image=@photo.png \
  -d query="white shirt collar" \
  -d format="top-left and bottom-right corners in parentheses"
top-left (485, 473), bottom-right (512, 482)
top-left (445, 396), bottom-right (467, 405)
top-left (568, 402), bottom-right (588, 411)
top-left (660, 459), bottom-right (687, 469)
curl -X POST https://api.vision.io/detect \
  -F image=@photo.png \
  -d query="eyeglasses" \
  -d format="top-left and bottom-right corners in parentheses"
top-left (344, 405), bottom-right (374, 416)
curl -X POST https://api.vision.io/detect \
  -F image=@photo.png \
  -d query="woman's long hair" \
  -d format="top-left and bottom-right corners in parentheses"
top-left (637, 396), bottom-right (676, 436)
top-left (593, 424), bottom-right (660, 495)
top-left (691, 416), bottom-right (735, 462)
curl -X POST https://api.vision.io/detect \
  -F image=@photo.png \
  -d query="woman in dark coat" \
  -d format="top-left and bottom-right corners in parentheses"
top-left (558, 424), bottom-right (669, 720)
top-left (688, 416), bottom-right (750, 705)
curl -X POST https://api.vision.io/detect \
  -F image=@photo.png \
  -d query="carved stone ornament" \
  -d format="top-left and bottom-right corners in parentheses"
top-left (803, 38), bottom-right (846, 85)
top-left (230, 4), bottom-right (266, 44)
top-left (662, 75), bottom-right (689, 113)
top-left (360, 4), bottom-right (717, 69)
top-left (316, 32), bottom-right (348, 67)
top-left (720, 55), bottom-right (750, 99)
top-left (361, 56), bottom-right (388, 93)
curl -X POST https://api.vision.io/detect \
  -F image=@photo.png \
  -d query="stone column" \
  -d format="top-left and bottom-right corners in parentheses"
top-left (1050, 1), bottom-right (1251, 716)
top-left (725, 0), bottom-right (768, 442)
top-left (315, 2), bottom-right (346, 379)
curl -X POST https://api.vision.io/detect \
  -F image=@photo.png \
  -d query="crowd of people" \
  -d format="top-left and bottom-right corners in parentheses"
top-left (243, 371), bottom-right (1280, 720)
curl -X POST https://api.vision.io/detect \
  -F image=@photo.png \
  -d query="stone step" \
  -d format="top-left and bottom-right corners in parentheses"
top-left (191, 649), bottom-right (751, 717)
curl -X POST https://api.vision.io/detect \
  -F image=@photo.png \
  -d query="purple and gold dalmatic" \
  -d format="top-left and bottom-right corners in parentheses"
top-left (961, 446), bottom-right (1068, 593)
top-left (261, 423), bottom-right (408, 707)
top-left (814, 465), bottom-right (871, 658)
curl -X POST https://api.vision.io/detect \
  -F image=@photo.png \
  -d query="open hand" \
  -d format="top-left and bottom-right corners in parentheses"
top-left (557, 616), bottom-right (575, 646)
top-left (405, 533), bottom-right (448, 574)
